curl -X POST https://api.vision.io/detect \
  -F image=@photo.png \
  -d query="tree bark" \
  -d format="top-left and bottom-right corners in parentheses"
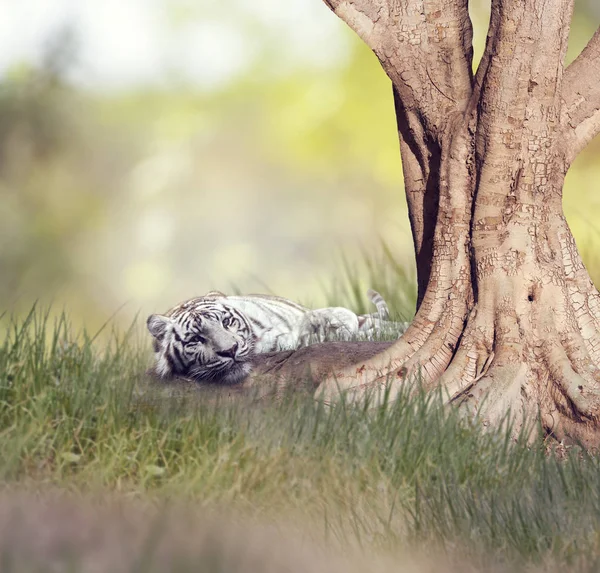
top-left (286, 0), bottom-right (600, 446)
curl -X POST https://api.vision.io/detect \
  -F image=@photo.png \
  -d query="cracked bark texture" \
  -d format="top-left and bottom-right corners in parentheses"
top-left (303, 0), bottom-right (600, 446)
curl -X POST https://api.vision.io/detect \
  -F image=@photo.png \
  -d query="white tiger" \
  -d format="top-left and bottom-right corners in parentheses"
top-left (147, 289), bottom-right (405, 384)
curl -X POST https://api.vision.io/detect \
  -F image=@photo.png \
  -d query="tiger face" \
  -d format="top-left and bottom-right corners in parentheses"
top-left (147, 300), bottom-right (254, 384)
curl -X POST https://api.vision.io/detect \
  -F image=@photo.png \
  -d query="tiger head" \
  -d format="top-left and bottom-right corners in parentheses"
top-left (146, 299), bottom-right (254, 384)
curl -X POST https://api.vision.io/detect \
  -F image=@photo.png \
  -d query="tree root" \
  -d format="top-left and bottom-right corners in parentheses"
top-left (314, 275), bottom-right (600, 447)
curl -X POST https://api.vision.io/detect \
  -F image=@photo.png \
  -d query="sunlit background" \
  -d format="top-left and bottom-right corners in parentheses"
top-left (0, 0), bottom-right (598, 329)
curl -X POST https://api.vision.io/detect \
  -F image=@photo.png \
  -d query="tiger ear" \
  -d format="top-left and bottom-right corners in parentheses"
top-left (147, 314), bottom-right (170, 340)
top-left (204, 290), bottom-right (226, 298)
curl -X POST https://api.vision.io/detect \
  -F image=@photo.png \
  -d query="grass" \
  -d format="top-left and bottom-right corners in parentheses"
top-left (323, 241), bottom-right (417, 322)
top-left (2, 302), bottom-right (600, 571)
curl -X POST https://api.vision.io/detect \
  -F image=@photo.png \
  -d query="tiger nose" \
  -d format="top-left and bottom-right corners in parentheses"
top-left (217, 342), bottom-right (238, 358)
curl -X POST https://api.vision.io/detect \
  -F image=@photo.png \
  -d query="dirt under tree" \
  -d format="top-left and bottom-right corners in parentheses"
top-left (245, 0), bottom-right (600, 446)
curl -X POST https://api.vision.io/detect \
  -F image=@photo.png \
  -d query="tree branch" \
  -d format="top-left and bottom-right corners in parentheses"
top-left (323, 0), bottom-right (474, 142)
top-left (561, 26), bottom-right (600, 164)
top-left (323, 1), bottom-right (381, 46)
top-left (323, 1), bottom-right (474, 305)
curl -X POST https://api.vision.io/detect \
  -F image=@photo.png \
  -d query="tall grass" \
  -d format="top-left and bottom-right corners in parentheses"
top-left (323, 241), bottom-right (417, 321)
top-left (2, 305), bottom-right (600, 571)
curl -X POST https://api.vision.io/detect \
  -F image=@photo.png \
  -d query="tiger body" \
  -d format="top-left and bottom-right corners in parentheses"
top-left (147, 289), bottom-right (403, 384)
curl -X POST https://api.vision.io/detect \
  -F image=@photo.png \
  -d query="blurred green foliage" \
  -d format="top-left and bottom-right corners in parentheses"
top-left (0, 1), bottom-right (598, 330)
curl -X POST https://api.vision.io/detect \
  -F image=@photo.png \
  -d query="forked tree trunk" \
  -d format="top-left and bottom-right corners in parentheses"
top-left (278, 0), bottom-right (600, 447)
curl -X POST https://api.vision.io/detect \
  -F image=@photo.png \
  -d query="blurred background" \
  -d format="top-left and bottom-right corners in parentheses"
top-left (0, 0), bottom-right (598, 329)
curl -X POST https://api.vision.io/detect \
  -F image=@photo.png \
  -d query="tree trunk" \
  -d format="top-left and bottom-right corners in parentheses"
top-left (283, 0), bottom-right (600, 446)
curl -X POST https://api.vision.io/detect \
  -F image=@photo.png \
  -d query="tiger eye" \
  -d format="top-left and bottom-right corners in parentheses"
top-left (188, 334), bottom-right (207, 345)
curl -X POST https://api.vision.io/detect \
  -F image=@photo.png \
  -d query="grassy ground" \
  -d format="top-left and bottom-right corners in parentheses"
top-left (2, 295), bottom-right (600, 572)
